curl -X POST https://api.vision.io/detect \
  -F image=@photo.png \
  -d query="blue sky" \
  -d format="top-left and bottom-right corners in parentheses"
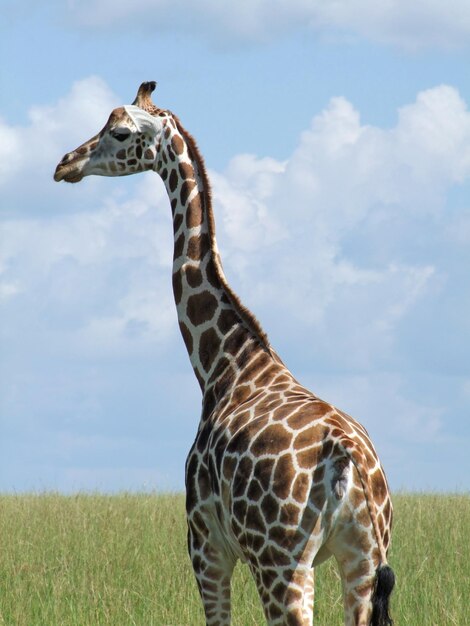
top-left (1, 1), bottom-right (469, 492)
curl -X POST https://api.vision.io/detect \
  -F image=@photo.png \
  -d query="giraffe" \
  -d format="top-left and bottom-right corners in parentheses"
top-left (54, 81), bottom-right (395, 626)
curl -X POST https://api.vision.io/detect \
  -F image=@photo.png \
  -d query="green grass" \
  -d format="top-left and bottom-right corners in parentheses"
top-left (0, 493), bottom-right (468, 625)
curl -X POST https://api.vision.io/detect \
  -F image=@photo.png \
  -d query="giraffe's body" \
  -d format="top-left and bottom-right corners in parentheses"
top-left (54, 82), bottom-right (394, 626)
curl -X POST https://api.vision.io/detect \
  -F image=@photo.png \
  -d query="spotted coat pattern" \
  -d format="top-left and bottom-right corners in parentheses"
top-left (54, 82), bottom-right (393, 626)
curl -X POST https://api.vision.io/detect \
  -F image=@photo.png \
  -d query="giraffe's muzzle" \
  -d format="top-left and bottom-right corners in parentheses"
top-left (54, 153), bottom-right (85, 183)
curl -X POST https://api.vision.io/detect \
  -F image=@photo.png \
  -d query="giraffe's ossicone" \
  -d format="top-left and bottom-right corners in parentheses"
top-left (54, 81), bottom-right (395, 626)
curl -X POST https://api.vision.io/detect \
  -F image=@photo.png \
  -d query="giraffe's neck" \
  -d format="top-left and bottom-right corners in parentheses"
top-left (156, 115), bottom-right (273, 417)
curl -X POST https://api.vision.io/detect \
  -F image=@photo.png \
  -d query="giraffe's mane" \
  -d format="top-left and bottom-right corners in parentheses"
top-left (170, 111), bottom-right (271, 353)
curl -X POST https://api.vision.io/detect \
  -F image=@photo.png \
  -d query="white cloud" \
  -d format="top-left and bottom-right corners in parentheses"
top-left (67, 0), bottom-right (470, 50)
top-left (305, 372), bottom-right (444, 445)
top-left (396, 86), bottom-right (470, 184)
top-left (211, 155), bottom-right (286, 258)
top-left (0, 118), bottom-right (21, 186)
top-left (210, 85), bottom-right (470, 370)
top-left (1, 182), bottom-right (175, 358)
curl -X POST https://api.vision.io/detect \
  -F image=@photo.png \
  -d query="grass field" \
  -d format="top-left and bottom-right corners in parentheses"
top-left (0, 493), bottom-right (468, 625)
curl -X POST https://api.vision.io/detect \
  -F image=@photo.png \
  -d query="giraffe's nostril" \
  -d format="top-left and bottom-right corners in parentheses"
top-left (60, 153), bottom-right (71, 165)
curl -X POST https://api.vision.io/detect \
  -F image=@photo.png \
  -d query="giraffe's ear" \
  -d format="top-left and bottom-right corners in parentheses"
top-left (124, 105), bottom-right (160, 135)
top-left (132, 81), bottom-right (157, 110)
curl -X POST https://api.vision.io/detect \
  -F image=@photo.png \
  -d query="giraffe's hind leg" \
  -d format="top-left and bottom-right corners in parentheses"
top-left (335, 553), bottom-right (377, 626)
top-left (328, 462), bottom-right (394, 625)
top-left (328, 510), bottom-right (381, 626)
top-left (250, 562), bottom-right (314, 626)
top-left (188, 525), bottom-right (236, 626)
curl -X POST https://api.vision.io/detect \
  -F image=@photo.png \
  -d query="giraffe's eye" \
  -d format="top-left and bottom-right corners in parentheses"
top-left (111, 129), bottom-right (131, 142)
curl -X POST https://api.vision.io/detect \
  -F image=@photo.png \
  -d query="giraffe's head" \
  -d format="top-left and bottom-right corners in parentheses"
top-left (54, 81), bottom-right (167, 184)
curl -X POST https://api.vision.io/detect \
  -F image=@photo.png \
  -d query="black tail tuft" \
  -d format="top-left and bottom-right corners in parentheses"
top-left (370, 564), bottom-right (395, 626)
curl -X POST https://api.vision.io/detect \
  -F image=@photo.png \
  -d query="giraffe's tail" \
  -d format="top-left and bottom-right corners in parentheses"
top-left (335, 437), bottom-right (395, 625)
top-left (338, 439), bottom-right (389, 564)
top-left (370, 564), bottom-right (395, 626)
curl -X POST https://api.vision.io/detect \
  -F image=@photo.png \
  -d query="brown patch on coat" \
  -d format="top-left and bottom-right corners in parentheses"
top-left (199, 327), bottom-right (221, 372)
top-left (186, 193), bottom-right (204, 228)
top-left (178, 321), bottom-right (193, 354)
top-left (178, 161), bottom-right (194, 179)
top-left (254, 457), bottom-right (276, 492)
top-left (173, 233), bottom-right (185, 259)
top-left (217, 308), bottom-right (239, 334)
top-left (173, 212), bottom-right (183, 234)
top-left (273, 453), bottom-right (295, 500)
top-left (172, 271), bottom-right (183, 304)
top-left (187, 234), bottom-right (210, 261)
top-left (247, 479), bottom-right (264, 502)
top-left (223, 324), bottom-right (247, 356)
top-left (169, 168), bottom-right (178, 192)
top-left (246, 504), bottom-right (267, 534)
top-left (292, 473), bottom-right (310, 503)
top-left (261, 493), bottom-right (279, 524)
top-left (185, 266), bottom-right (203, 288)
top-left (171, 134), bottom-right (184, 155)
top-left (180, 179), bottom-right (196, 205)
top-left (186, 290), bottom-right (218, 326)
top-left (370, 469), bottom-right (388, 505)
top-left (251, 424), bottom-right (292, 456)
